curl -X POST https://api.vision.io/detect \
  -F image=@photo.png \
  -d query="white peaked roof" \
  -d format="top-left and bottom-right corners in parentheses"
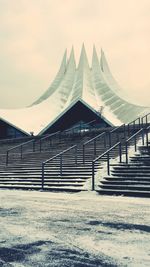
top-left (0, 44), bottom-right (150, 135)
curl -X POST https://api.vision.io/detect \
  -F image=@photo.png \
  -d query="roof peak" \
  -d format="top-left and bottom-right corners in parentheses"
top-left (77, 44), bottom-right (90, 69)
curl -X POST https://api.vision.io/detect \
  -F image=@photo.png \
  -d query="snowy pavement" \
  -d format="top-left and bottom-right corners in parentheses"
top-left (0, 190), bottom-right (150, 267)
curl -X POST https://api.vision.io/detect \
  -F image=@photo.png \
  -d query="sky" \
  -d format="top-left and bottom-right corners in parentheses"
top-left (0, 0), bottom-right (150, 108)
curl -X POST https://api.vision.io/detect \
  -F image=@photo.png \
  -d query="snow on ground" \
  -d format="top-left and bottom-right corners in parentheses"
top-left (0, 190), bottom-right (150, 267)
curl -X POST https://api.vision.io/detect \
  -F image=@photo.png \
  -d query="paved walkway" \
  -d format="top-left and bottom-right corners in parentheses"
top-left (0, 190), bottom-right (150, 266)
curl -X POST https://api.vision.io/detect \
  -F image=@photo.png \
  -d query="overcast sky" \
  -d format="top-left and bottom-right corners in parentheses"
top-left (0, 0), bottom-right (150, 108)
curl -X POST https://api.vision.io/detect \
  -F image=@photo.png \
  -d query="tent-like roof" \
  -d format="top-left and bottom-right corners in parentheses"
top-left (0, 45), bottom-right (149, 136)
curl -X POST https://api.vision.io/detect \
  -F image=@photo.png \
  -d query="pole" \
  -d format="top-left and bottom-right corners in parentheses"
top-left (107, 153), bottom-right (110, 175)
top-left (83, 145), bottom-right (85, 164)
top-left (119, 143), bottom-right (122, 163)
top-left (42, 163), bottom-right (45, 189)
top-left (92, 161), bottom-right (95, 191)
top-left (125, 142), bottom-right (128, 164)
top-left (6, 151), bottom-right (9, 165)
top-left (60, 154), bottom-right (62, 176)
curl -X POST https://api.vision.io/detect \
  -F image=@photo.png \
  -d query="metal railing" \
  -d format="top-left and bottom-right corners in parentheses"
top-left (6, 138), bottom-right (35, 165)
top-left (91, 125), bottom-right (149, 190)
top-left (141, 113), bottom-right (150, 128)
top-left (92, 142), bottom-right (122, 190)
top-left (83, 132), bottom-right (107, 164)
top-left (108, 124), bottom-right (126, 147)
top-left (41, 145), bottom-right (77, 189)
top-left (6, 130), bottom-right (62, 164)
top-left (145, 125), bottom-right (150, 146)
top-left (39, 131), bottom-right (60, 152)
top-left (125, 128), bottom-right (145, 164)
top-left (82, 115), bottom-right (143, 165)
top-left (82, 124), bottom-right (126, 164)
top-left (127, 117), bottom-right (141, 136)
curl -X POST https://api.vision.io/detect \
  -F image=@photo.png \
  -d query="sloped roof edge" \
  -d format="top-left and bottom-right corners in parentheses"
top-left (0, 117), bottom-right (30, 136)
top-left (38, 98), bottom-right (114, 135)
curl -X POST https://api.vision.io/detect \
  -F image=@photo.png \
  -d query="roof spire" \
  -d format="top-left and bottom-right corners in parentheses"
top-left (100, 48), bottom-right (108, 72)
top-left (77, 43), bottom-right (90, 69)
top-left (67, 46), bottom-right (76, 68)
top-left (92, 45), bottom-right (99, 68)
top-left (30, 49), bottom-right (67, 106)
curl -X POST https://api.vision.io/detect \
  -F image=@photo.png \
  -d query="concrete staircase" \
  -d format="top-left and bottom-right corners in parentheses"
top-left (97, 144), bottom-right (150, 197)
top-left (0, 127), bottom-right (125, 192)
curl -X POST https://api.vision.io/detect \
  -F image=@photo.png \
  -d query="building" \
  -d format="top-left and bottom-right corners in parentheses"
top-left (0, 45), bottom-right (149, 139)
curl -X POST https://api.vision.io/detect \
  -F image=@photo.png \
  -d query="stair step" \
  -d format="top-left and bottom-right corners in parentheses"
top-left (110, 173), bottom-right (150, 177)
top-left (101, 181), bottom-right (150, 185)
top-left (100, 184), bottom-right (150, 191)
top-left (0, 178), bottom-right (86, 182)
top-left (104, 177), bottom-right (150, 182)
top-left (0, 184), bottom-right (86, 192)
top-left (96, 189), bottom-right (150, 198)
top-left (0, 181), bottom-right (84, 186)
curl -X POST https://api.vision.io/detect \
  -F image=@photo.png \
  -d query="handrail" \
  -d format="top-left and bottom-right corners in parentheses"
top-left (40, 131), bottom-right (60, 142)
top-left (141, 112), bottom-right (150, 128)
top-left (43, 145), bottom-right (77, 165)
top-left (83, 132), bottom-right (106, 164)
top-left (0, 135), bottom-right (32, 144)
top-left (6, 138), bottom-right (35, 165)
top-left (145, 125), bottom-right (150, 146)
top-left (41, 144), bottom-right (77, 189)
top-left (127, 117), bottom-right (140, 135)
top-left (93, 142), bottom-right (121, 163)
top-left (92, 142), bottom-right (122, 190)
top-left (84, 132), bottom-right (105, 145)
top-left (7, 139), bottom-right (35, 152)
top-left (91, 125), bottom-right (149, 191)
top-left (39, 131), bottom-right (60, 152)
top-left (125, 128), bottom-right (145, 164)
top-left (126, 128), bottom-right (143, 142)
top-left (109, 124), bottom-right (126, 146)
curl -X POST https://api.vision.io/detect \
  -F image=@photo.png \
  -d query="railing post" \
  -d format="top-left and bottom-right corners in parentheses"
top-left (41, 163), bottom-right (45, 189)
top-left (141, 117), bottom-right (144, 128)
top-left (146, 115), bottom-right (148, 127)
top-left (60, 154), bottom-right (62, 176)
top-left (134, 135), bottom-right (137, 152)
top-left (117, 131), bottom-right (119, 142)
top-left (141, 129), bottom-right (144, 145)
top-left (80, 122), bottom-right (82, 136)
top-left (59, 132), bottom-right (61, 143)
top-left (124, 124), bottom-right (126, 139)
top-left (83, 144), bottom-right (85, 164)
top-left (107, 153), bottom-right (110, 175)
top-left (75, 146), bottom-right (77, 165)
top-left (134, 121), bottom-right (135, 131)
top-left (40, 139), bottom-right (42, 152)
top-left (6, 151), bottom-right (9, 165)
top-left (89, 125), bottom-right (92, 135)
top-left (33, 140), bottom-right (35, 152)
top-left (127, 123), bottom-right (130, 136)
top-left (138, 117), bottom-right (141, 129)
top-left (94, 139), bottom-right (96, 156)
top-left (92, 161), bottom-right (95, 191)
top-left (49, 138), bottom-right (52, 148)
top-left (104, 134), bottom-right (106, 148)
top-left (125, 142), bottom-right (128, 164)
top-left (146, 129), bottom-right (149, 147)
top-left (72, 127), bottom-right (74, 136)
top-left (119, 143), bottom-right (122, 163)
top-left (21, 145), bottom-right (23, 159)
top-left (109, 132), bottom-right (111, 147)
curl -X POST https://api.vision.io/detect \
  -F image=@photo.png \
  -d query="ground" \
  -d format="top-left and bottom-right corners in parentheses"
top-left (0, 190), bottom-right (150, 267)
